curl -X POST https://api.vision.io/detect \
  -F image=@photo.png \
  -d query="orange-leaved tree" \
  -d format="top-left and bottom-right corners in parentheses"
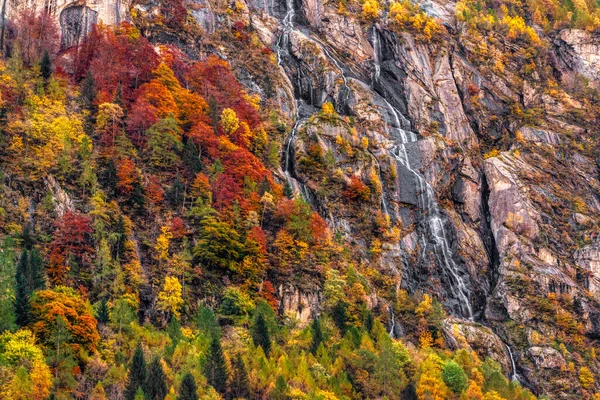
top-left (30, 286), bottom-right (100, 354)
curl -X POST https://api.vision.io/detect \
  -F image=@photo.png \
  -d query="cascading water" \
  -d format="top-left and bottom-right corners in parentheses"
top-left (371, 26), bottom-right (381, 83)
top-left (383, 98), bottom-right (474, 320)
top-left (282, 102), bottom-right (305, 195)
top-left (505, 343), bottom-right (521, 383)
top-left (277, 0), bottom-right (294, 64)
top-left (388, 305), bottom-right (396, 338)
top-left (277, 0), bottom-right (311, 199)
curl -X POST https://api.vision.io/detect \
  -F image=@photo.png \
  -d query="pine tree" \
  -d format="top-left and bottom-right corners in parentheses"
top-left (29, 248), bottom-right (45, 291)
top-left (178, 373), bottom-right (198, 400)
top-left (0, 237), bottom-right (17, 332)
top-left (310, 318), bottom-right (323, 355)
top-left (204, 336), bottom-right (228, 395)
top-left (40, 50), bottom-right (52, 82)
top-left (365, 310), bottom-right (374, 333)
top-left (125, 343), bottom-right (147, 400)
top-left (144, 358), bottom-right (167, 400)
top-left (48, 316), bottom-right (77, 394)
top-left (134, 387), bottom-right (145, 400)
top-left (79, 69), bottom-right (97, 111)
top-left (271, 375), bottom-right (289, 400)
top-left (167, 176), bottom-right (185, 207)
top-left (283, 182), bottom-right (293, 199)
top-left (14, 251), bottom-right (30, 327)
top-left (167, 317), bottom-right (182, 348)
top-left (96, 298), bottom-right (110, 325)
top-left (230, 354), bottom-right (250, 399)
top-left (196, 305), bottom-right (220, 339)
top-left (332, 301), bottom-right (348, 334)
top-left (182, 139), bottom-right (202, 175)
top-left (252, 313), bottom-right (271, 356)
top-left (114, 215), bottom-right (128, 260)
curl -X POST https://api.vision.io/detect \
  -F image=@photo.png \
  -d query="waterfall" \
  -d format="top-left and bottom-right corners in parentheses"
top-left (371, 27), bottom-right (381, 83)
top-left (276, 0), bottom-right (310, 199)
top-left (383, 99), bottom-right (473, 320)
top-left (371, 152), bottom-right (391, 218)
top-left (504, 343), bottom-right (521, 383)
top-left (277, 0), bottom-right (295, 65)
top-left (388, 305), bottom-right (396, 338)
top-left (282, 102), bottom-right (305, 194)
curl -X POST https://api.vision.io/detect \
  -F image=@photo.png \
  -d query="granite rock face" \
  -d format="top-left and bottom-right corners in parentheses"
top-left (554, 29), bottom-right (600, 87)
top-left (5, 0), bottom-right (129, 48)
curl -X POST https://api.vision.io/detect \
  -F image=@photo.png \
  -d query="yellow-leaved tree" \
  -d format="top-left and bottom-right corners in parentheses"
top-left (157, 276), bottom-right (184, 318)
top-left (8, 94), bottom-right (89, 180)
top-left (362, 0), bottom-right (381, 20)
top-left (0, 330), bottom-right (53, 400)
top-left (220, 108), bottom-right (240, 135)
top-left (155, 225), bottom-right (173, 262)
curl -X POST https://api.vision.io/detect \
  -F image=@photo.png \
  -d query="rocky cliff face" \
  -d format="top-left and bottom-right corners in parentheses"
top-left (4, 0), bottom-right (128, 48)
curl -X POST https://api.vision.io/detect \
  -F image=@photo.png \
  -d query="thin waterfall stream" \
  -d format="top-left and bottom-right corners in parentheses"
top-left (370, 29), bottom-right (473, 319)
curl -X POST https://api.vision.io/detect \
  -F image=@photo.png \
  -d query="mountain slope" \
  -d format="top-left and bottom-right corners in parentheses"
top-left (0, 0), bottom-right (600, 398)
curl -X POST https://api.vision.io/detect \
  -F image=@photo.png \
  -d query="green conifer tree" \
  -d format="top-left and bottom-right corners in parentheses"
top-left (145, 358), bottom-right (167, 400)
top-left (310, 318), bottom-right (323, 355)
top-left (40, 50), bottom-right (52, 82)
top-left (252, 313), bottom-right (272, 356)
top-left (178, 373), bottom-right (198, 400)
top-left (230, 354), bottom-right (250, 399)
top-left (14, 251), bottom-right (30, 327)
top-left (28, 248), bottom-right (45, 291)
top-left (79, 69), bottom-right (97, 111)
top-left (204, 336), bottom-right (228, 395)
top-left (96, 298), bottom-right (110, 325)
top-left (125, 343), bottom-right (147, 400)
top-left (271, 375), bottom-right (289, 400)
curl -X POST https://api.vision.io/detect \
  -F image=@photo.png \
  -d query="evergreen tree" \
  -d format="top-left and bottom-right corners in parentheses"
top-left (144, 358), bottom-right (167, 400)
top-left (167, 317), bottom-right (182, 347)
top-left (114, 215), bottom-right (128, 260)
top-left (48, 316), bottom-right (77, 394)
top-left (134, 387), bottom-right (145, 400)
top-left (0, 237), bottom-right (17, 332)
top-left (365, 310), bottom-right (374, 333)
top-left (125, 343), bottom-right (147, 400)
top-left (195, 305), bottom-right (220, 339)
top-left (204, 336), bottom-right (228, 395)
top-left (14, 251), bottom-right (30, 327)
top-left (310, 318), bottom-right (323, 355)
top-left (182, 139), bottom-right (202, 175)
top-left (332, 301), bottom-right (348, 334)
top-left (79, 69), bottom-right (97, 111)
top-left (40, 50), bottom-right (52, 82)
top-left (96, 298), bottom-right (110, 325)
top-left (178, 373), bottom-right (198, 400)
top-left (252, 313), bottom-right (271, 356)
top-left (283, 182), bottom-right (293, 199)
top-left (100, 159), bottom-right (119, 197)
top-left (271, 375), bottom-right (289, 400)
top-left (230, 354), bottom-right (250, 399)
top-left (167, 176), bottom-right (185, 207)
top-left (28, 248), bottom-right (45, 291)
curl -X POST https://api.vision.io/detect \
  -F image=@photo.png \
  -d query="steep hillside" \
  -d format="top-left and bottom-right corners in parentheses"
top-left (0, 0), bottom-right (600, 398)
